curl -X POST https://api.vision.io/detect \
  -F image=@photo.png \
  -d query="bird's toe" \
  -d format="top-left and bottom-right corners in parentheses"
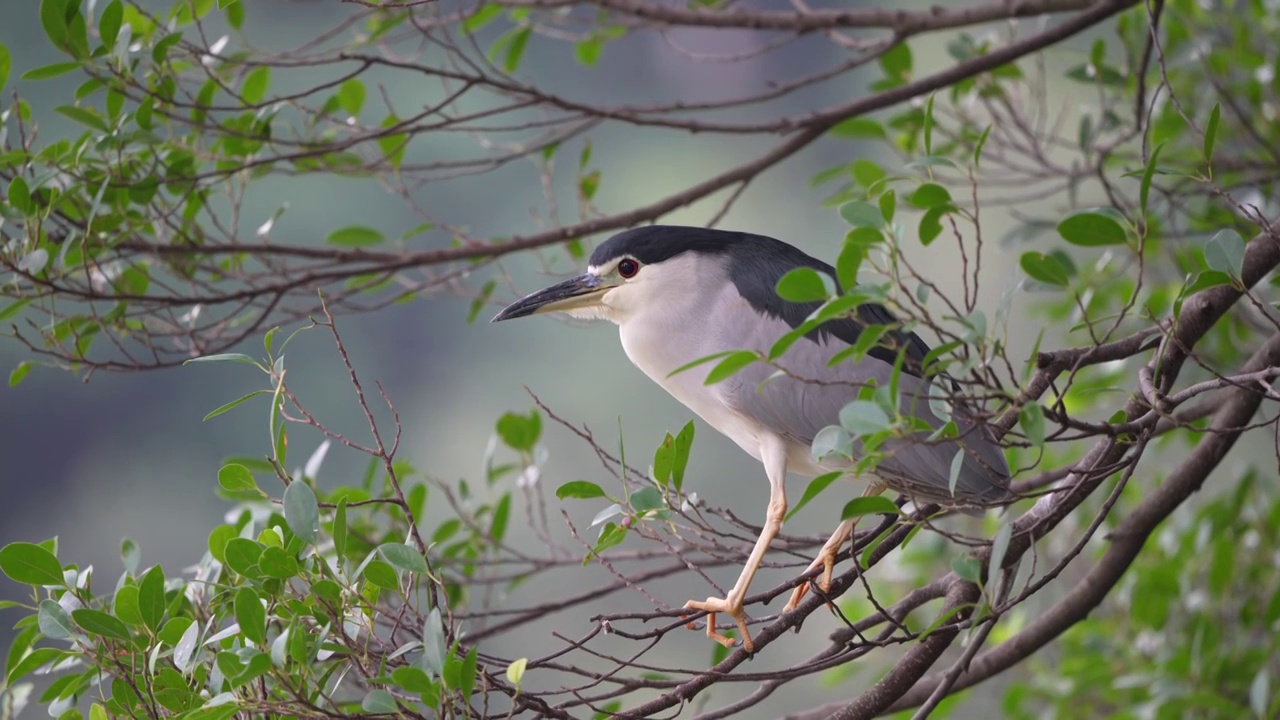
top-left (682, 597), bottom-right (753, 652)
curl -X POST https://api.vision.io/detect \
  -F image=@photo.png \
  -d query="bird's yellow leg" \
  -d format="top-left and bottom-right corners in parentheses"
top-left (783, 482), bottom-right (886, 613)
top-left (682, 435), bottom-right (788, 654)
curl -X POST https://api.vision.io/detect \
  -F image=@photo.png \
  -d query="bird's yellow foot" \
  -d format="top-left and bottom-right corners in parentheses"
top-left (682, 596), bottom-right (754, 653)
top-left (782, 547), bottom-right (837, 613)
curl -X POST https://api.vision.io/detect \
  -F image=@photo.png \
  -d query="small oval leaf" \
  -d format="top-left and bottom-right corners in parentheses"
top-left (0, 542), bottom-right (65, 586)
top-left (555, 481), bottom-right (606, 500)
top-left (326, 225), bottom-right (384, 247)
top-left (839, 495), bottom-right (900, 520)
top-left (1057, 211), bottom-right (1127, 246)
top-left (283, 482), bottom-right (319, 545)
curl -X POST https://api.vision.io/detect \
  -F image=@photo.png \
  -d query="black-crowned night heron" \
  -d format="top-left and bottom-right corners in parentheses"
top-left (493, 225), bottom-right (1011, 652)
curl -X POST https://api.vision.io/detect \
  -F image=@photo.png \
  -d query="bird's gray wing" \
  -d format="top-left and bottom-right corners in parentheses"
top-left (719, 316), bottom-right (1011, 506)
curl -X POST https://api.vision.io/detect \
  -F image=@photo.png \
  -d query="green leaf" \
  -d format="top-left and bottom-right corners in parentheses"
top-left (839, 401), bottom-right (890, 435)
top-left (20, 61), bottom-right (82, 81)
top-left (810, 426), bottom-right (851, 462)
top-left (9, 362), bottom-right (31, 388)
top-left (850, 159), bottom-right (884, 188)
top-left (40, 0), bottom-right (69, 50)
top-left (828, 117), bottom-right (886, 140)
top-left (393, 666), bottom-right (432, 693)
top-left (556, 481), bottom-right (605, 500)
top-left (1183, 270), bottom-right (1232, 295)
top-left (1204, 228), bottom-right (1245, 280)
top-left (840, 200), bottom-right (885, 229)
top-left (828, 325), bottom-right (891, 368)
top-left (464, 4), bottom-right (503, 32)
top-left (880, 190), bottom-right (897, 224)
top-left (1019, 251), bottom-right (1074, 286)
top-left (1065, 63), bottom-right (1125, 86)
top-left (496, 410), bottom-right (541, 451)
top-left (948, 449), bottom-right (964, 495)
top-left (184, 353), bottom-right (258, 365)
top-left (217, 463), bottom-right (259, 493)
top-left (768, 320), bottom-right (820, 361)
top-left (652, 432), bottom-right (673, 487)
top-left (337, 78), bottom-right (364, 115)
top-left (491, 493), bottom-right (511, 541)
top-left (380, 543), bottom-right (429, 573)
top-left (951, 556), bottom-right (981, 583)
top-left (259, 546), bottom-right (299, 578)
top-left (421, 607), bottom-right (446, 675)
top-left (1139, 143), bottom-right (1162, 214)
top-left (114, 584), bottom-right (142, 625)
top-left (72, 609), bottom-right (132, 641)
top-left (630, 487), bottom-right (665, 514)
top-left (1020, 403), bottom-right (1046, 447)
top-left (1057, 210), bottom-right (1127, 246)
top-left (138, 565), bottom-right (166, 631)
top-left (923, 94), bottom-right (935, 155)
top-left (240, 66), bottom-right (269, 104)
top-left (0, 299), bottom-right (30, 322)
top-left (836, 238), bottom-right (865, 290)
top-left (1203, 102), bottom-right (1220, 164)
top-left (6, 647), bottom-right (68, 684)
top-left (879, 42), bottom-right (912, 81)
top-left (839, 495), bottom-right (899, 520)
top-left (576, 37), bottom-right (603, 66)
top-left (99, 1), bottom-right (123, 49)
top-left (0, 43), bottom-right (10, 92)
top-left (0, 542), bottom-right (64, 585)
top-left (987, 523), bottom-right (1012, 584)
top-left (326, 226), bottom-right (384, 247)
top-left (223, 538), bottom-right (262, 577)
top-left (333, 497), bottom-right (348, 559)
top-left (973, 125), bottom-right (991, 167)
top-left (235, 587), bottom-right (266, 645)
top-left (204, 390), bottom-right (268, 421)
top-left (703, 351), bottom-right (759, 385)
top-left (859, 523), bottom-right (899, 568)
top-left (363, 560), bottom-right (399, 588)
top-left (503, 27), bottom-right (532, 72)
top-left (466, 279), bottom-right (497, 324)
top-left (361, 689), bottom-right (398, 714)
top-left (590, 522), bottom-right (627, 559)
top-left (506, 657), bottom-right (528, 687)
top-left (908, 183), bottom-right (951, 209)
top-left (283, 482), bottom-right (319, 545)
top-left (919, 205), bottom-right (952, 246)
top-left (785, 471), bottom-right (842, 521)
top-left (775, 267), bottom-right (832, 302)
top-left (377, 114), bottom-right (408, 170)
top-left (666, 350), bottom-right (737, 379)
top-left (670, 421), bottom-right (694, 493)
top-left (8, 177), bottom-right (32, 214)
top-left (38, 599), bottom-right (74, 639)
top-left (460, 646), bottom-right (478, 704)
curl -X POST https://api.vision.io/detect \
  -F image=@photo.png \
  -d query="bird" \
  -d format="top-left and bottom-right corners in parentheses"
top-left (492, 225), bottom-right (1011, 652)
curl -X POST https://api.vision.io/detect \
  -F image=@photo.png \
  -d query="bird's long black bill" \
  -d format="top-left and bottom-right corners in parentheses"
top-left (491, 274), bottom-right (604, 322)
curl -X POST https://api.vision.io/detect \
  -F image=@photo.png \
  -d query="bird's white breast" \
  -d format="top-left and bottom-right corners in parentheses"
top-left (612, 258), bottom-right (768, 462)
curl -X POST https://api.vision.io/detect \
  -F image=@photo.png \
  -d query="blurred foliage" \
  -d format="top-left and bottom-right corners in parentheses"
top-left (1005, 474), bottom-right (1280, 720)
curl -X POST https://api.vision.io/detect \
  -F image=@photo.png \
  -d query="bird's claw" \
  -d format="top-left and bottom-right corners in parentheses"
top-left (782, 549), bottom-right (837, 614)
top-left (682, 597), bottom-right (754, 653)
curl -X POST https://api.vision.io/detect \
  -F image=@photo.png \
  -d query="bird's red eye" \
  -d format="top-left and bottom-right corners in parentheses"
top-left (617, 258), bottom-right (640, 278)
